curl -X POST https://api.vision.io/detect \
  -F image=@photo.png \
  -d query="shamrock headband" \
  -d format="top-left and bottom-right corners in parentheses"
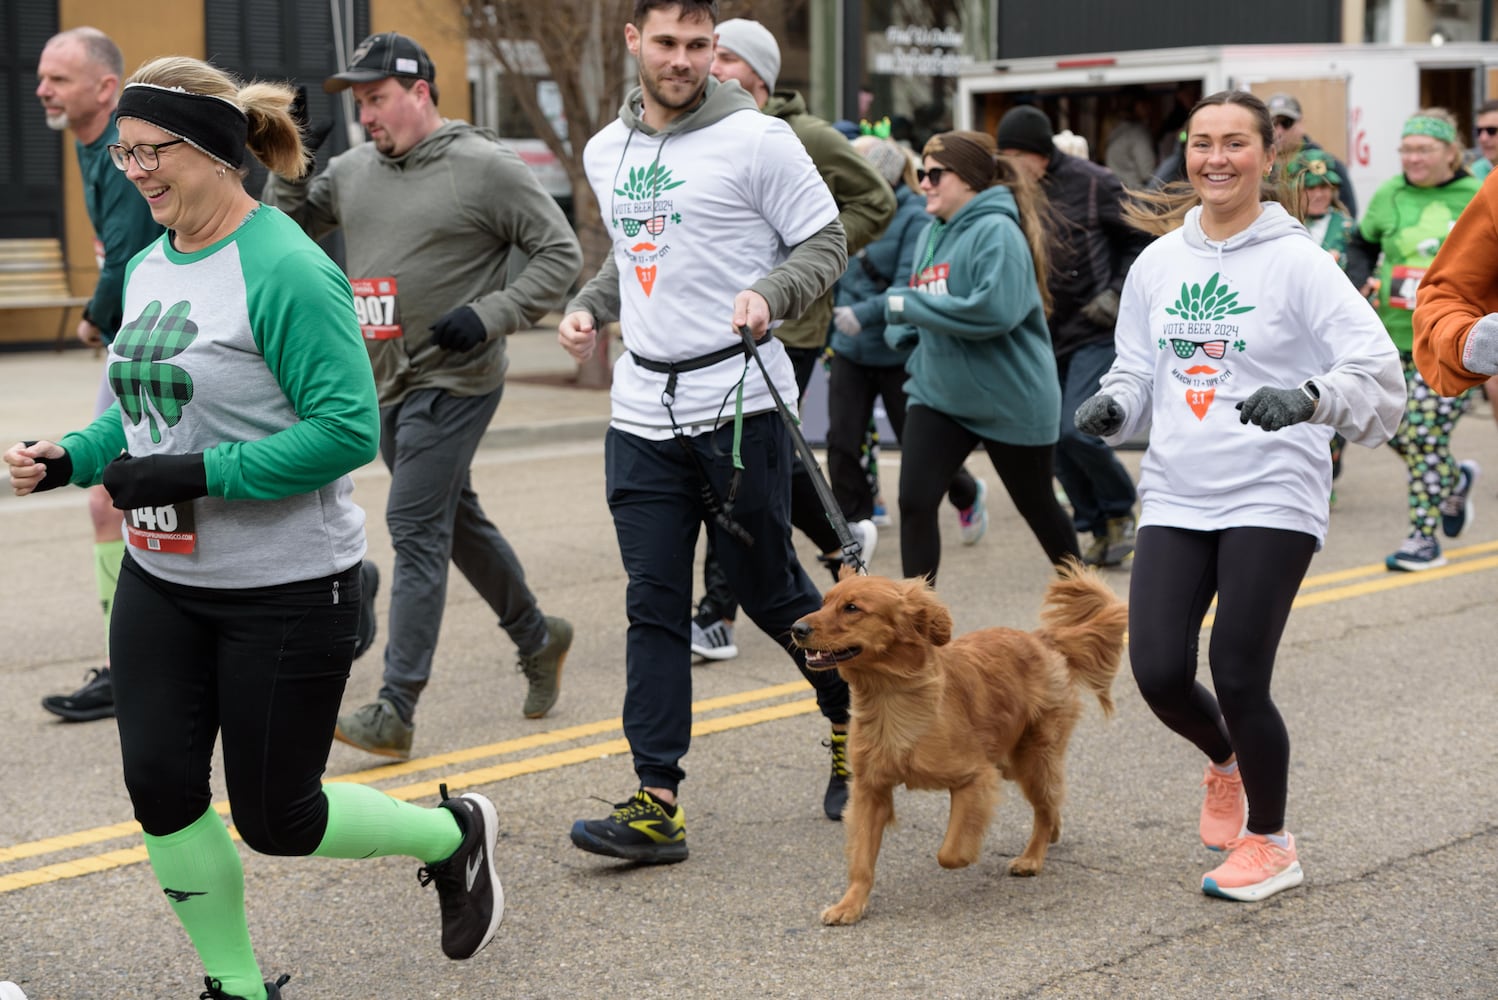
top-left (1401, 115), bottom-right (1457, 145)
top-left (860, 116), bottom-right (892, 139)
top-left (117, 83), bottom-right (249, 169)
top-left (1290, 153), bottom-right (1341, 188)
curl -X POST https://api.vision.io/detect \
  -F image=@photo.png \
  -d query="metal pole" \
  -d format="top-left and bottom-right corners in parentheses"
top-left (841, 0), bottom-right (863, 122)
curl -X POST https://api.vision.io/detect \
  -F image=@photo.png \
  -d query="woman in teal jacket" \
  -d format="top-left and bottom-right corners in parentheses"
top-left (884, 130), bottom-right (1081, 583)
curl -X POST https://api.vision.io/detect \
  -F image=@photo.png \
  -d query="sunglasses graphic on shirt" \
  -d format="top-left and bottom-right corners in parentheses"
top-left (619, 215), bottom-right (668, 237)
top-left (1169, 338), bottom-right (1228, 359)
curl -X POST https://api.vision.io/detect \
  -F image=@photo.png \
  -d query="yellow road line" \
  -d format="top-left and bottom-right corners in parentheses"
top-left (4, 547), bottom-right (1495, 894)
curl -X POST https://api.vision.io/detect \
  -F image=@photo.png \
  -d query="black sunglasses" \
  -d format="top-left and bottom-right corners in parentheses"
top-left (1477, 126), bottom-right (1498, 137)
top-left (917, 166), bottom-right (947, 185)
top-left (1272, 117), bottom-right (1297, 130)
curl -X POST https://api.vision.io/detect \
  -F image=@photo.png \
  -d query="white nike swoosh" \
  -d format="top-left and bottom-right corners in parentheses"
top-left (466, 849), bottom-right (484, 892)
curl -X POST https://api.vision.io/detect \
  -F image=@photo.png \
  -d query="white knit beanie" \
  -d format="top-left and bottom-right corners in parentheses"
top-left (853, 136), bottom-right (907, 187)
top-left (715, 19), bottom-right (780, 92)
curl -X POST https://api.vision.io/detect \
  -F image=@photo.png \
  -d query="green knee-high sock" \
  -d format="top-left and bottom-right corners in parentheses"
top-left (142, 808), bottom-right (265, 1000)
top-left (94, 539), bottom-right (124, 659)
top-left (313, 783), bottom-right (463, 863)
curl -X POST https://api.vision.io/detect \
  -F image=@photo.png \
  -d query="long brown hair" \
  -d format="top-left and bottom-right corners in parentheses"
top-left (992, 155), bottom-right (1053, 315)
top-left (1123, 90), bottom-right (1296, 236)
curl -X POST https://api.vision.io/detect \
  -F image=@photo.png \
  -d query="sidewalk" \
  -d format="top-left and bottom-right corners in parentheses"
top-left (0, 323), bottom-right (615, 454)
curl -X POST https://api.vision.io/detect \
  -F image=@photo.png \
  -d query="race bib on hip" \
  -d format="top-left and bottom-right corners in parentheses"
top-left (1387, 265), bottom-right (1425, 311)
top-left (124, 502), bottom-right (196, 554)
top-left (351, 277), bottom-right (403, 340)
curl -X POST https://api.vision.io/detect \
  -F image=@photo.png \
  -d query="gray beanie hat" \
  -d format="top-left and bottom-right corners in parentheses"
top-left (853, 136), bottom-right (908, 187)
top-left (996, 105), bottom-right (1056, 156)
top-left (715, 19), bottom-right (780, 92)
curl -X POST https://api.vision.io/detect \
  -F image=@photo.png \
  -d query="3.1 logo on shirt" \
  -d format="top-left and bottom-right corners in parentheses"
top-left (351, 277), bottom-right (402, 339)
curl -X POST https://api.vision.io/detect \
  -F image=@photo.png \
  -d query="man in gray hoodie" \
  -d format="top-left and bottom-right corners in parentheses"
top-left (558, 0), bottom-right (853, 864)
top-left (262, 32), bottom-right (582, 759)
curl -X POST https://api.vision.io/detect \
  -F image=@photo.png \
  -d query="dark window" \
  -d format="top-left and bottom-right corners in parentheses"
top-left (0, 1), bottom-right (63, 239)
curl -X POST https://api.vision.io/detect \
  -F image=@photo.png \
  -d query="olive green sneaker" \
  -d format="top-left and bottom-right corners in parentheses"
top-left (334, 697), bottom-right (413, 760)
top-left (518, 616), bottom-right (573, 719)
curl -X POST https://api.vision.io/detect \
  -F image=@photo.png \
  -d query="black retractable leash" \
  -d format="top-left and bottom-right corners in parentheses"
top-left (737, 325), bottom-right (868, 576)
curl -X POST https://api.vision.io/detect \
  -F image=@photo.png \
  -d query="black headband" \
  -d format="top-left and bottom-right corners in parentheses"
top-left (116, 84), bottom-right (249, 169)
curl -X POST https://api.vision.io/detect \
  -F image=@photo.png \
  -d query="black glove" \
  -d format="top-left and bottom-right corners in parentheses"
top-left (1079, 288), bottom-right (1121, 329)
top-left (1236, 385), bottom-right (1316, 432)
top-left (103, 453), bottom-right (208, 510)
top-left (1074, 394), bottom-right (1124, 437)
top-left (429, 306), bottom-right (488, 352)
top-left (21, 441), bottom-right (74, 493)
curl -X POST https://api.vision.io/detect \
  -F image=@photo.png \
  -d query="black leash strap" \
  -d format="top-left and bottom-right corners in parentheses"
top-left (737, 325), bottom-right (867, 575)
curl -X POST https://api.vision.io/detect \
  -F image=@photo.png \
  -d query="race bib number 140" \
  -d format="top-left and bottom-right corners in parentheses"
top-left (351, 277), bottom-right (402, 340)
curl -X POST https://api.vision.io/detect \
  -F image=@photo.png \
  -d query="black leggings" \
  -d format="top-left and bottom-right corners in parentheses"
top-left (897, 404), bottom-right (1079, 582)
top-left (1128, 525), bottom-right (1315, 835)
top-left (111, 553), bottom-right (361, 852)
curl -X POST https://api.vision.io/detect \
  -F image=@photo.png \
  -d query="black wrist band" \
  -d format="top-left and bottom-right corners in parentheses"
top-left (22, 441), bottom-right (73, 493)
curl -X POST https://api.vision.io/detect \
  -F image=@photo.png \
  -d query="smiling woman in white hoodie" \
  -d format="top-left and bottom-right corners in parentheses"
top-left (1075, 91), bottom-right (1404, 905)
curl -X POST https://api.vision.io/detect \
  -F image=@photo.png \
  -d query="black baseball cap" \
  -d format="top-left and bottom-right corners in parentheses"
top-left (323, 32), bottom-right (435, 93)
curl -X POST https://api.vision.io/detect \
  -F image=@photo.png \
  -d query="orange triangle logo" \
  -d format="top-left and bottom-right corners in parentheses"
top-left (636, 264), bottom-right (657, 297)
top-left (1186, 388), bottom-right (1215, 420)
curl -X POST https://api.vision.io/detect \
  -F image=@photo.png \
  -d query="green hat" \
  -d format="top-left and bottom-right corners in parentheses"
top-left (1288, 147), bottom-right (1341, 188)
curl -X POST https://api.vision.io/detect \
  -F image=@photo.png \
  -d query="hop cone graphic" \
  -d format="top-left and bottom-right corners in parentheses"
top-left (1164, 272), bottom-right (1255, 321)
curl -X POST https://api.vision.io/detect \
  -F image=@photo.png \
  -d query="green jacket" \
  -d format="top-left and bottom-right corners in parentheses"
top-left (762, 91), bottom-right (895, 349)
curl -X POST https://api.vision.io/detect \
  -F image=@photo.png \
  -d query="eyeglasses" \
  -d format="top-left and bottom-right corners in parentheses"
top-left (1398, 144), bottom-right (1444, 157)
top-left (1477, 126), bottom-right (1498, 137)
top-left (107, 139), bottom-right (188, 171)
top-left (618, 215), bottom-right (666, 237)
top-left (1168, 338), bottom-right (1228, 360)
top-left (1272, 117), bottom-right (1297, 130)
top-left (917, 166), bottom-right (947, 186)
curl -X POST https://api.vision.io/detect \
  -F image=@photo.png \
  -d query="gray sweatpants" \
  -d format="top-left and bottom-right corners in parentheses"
top-left (376, 385), bottom-right (548, 722)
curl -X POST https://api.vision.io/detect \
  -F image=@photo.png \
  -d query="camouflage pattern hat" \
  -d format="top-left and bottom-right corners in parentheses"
top-left (1287, 147), bottom-right (1342, 188)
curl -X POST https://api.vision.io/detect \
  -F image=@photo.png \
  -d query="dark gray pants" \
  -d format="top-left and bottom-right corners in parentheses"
top-left (377, 385), bottom-right (547, 722)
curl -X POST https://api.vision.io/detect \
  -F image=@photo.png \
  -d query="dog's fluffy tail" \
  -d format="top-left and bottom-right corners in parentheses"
top-left (1035, 559), bottom-right (1127, 718)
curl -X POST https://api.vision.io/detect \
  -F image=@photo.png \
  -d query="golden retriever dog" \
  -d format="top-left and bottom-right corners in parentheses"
top-left (791, 562), bottom-right (1126, 925)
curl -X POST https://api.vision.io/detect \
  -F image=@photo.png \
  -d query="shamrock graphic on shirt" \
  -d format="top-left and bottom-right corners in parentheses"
top-left (109, 300), bottom-right (198, 443)
top-left (613, 161), bottom-right (686, 297)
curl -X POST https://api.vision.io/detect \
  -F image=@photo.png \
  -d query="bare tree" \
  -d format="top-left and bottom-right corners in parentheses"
top-left (457, 0), bottom-right (808, 385)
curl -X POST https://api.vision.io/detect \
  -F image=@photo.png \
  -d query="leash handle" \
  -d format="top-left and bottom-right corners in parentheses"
top-left (737, 325), bottom-right (868, 575)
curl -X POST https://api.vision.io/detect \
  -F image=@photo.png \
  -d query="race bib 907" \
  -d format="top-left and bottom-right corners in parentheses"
top-left (351, 277), bottom-right (402, 340)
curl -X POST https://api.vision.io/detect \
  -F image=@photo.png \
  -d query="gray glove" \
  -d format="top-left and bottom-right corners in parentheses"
top-left (832, 306), bottom-right (861, 336)
top-left (1079, 288), bottom-right (1121, 329)
top-left (1236, 385), bottom-right (1316, 432)
top-left (1074, 394), bottom-right (1124, 437)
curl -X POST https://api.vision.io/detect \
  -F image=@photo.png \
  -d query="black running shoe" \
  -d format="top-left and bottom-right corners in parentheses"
top-left (354, 561), bottom-right (379, 660)
top-left (418, 785), bottom-right (504, 960)
top-left (824, 730), bottom-right (851, 820)
top-left (570, 789), bottom-right (688, 864)
top-left (199, 973), bottom-right (290, 999)
top-left (41, 667), bottom-right (115, 722)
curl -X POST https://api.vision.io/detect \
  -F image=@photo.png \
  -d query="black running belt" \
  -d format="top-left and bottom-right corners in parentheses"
top-left (736, 325), bottom-right (867, 575)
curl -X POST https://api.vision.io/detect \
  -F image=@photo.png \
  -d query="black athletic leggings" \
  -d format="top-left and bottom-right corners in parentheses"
top-left (111, 553), bottom-right (361, 852)
top-left (897, 403), bottom-right (1080, 583)
top-left (1128, 524), bottom-right (1316, 835)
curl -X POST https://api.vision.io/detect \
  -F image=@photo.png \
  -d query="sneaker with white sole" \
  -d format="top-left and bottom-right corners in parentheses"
top-left (690, 616), bottom-right (738, 661)
top-left (0, 983), bottom-right (29, 1000)
top-left (850, 518), bottom-right (878, 566)
top-left (1385, 535), bottom-right (1446, 572)
top-left (1439, 460), bottom-right (1480, 538)
top-left (958, 479), bottom-right (989, 546)
top-left (1202, 832), bottom-right (1303, 902)
top-left (418, 785), bottom-right (504, 960)
top-left (871, 500), bottom-right (892, 528)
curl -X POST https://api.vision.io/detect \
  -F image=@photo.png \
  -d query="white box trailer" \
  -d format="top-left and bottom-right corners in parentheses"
top-left (956, 43), bottom-right (1498, 204)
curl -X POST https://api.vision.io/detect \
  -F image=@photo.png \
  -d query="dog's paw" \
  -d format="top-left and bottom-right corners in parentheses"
top-left (1007, 857), bottom-right (1043, 877)
top-left (820, 901), bottom-right (867, 925)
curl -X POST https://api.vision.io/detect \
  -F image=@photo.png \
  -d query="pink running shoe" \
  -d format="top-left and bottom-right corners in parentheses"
top-left (1199, 764), bottom-right (1246, 850)
top-left (1202, 832), bottom-right (1303, 902)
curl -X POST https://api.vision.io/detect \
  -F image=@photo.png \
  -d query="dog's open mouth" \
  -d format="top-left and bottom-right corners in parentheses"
top-left (802, 647), bottom-right (862, 669)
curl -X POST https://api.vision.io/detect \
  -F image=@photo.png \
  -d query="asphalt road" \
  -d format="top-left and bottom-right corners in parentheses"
top-left (2, 406), bottom-right (1496, 999)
